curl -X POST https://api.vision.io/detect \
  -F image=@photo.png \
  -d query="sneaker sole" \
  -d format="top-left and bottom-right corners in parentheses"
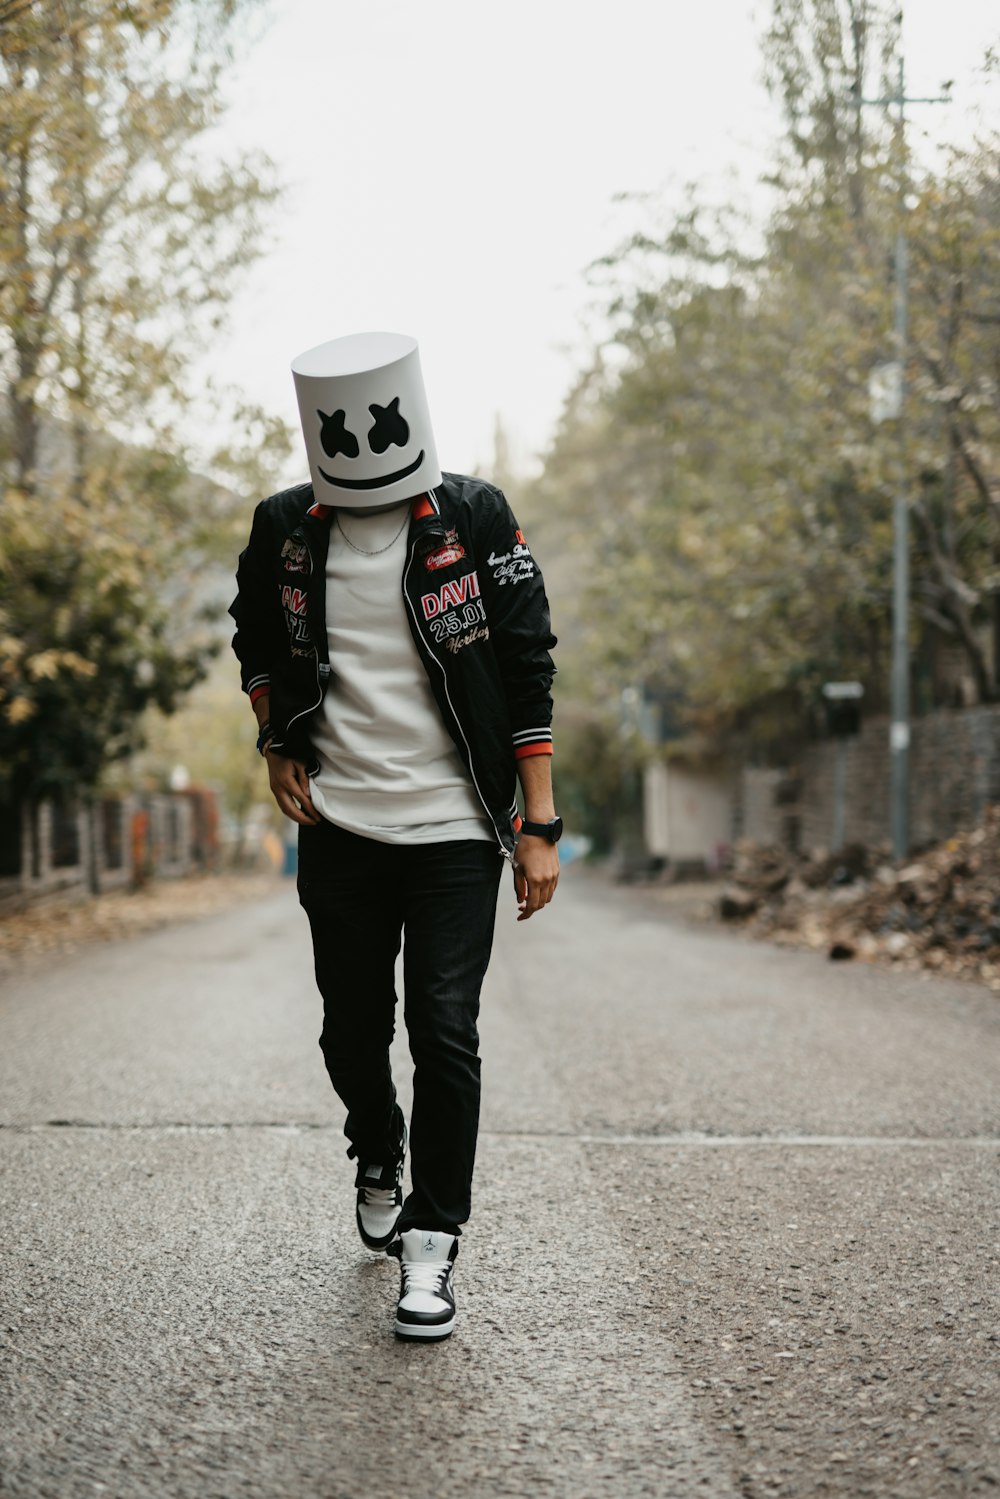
top-left (394, 1315), bottom-right (455, 1341)
top-left (356, 1215), bottom-right (401, 1253)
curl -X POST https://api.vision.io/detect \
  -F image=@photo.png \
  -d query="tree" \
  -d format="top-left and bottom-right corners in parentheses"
top-left (761, 0), bottom-right (896, 222)
top-left (0, 0), bottom-right (278, 492)
top-left (906, 151), bottom-right (1000, 704)
top-left (0, 0), bottom-right (282, 804)
top-left (525, 2), bottom-right (1000, 776)
top-left (762, 0), bottom-right (1000, 705)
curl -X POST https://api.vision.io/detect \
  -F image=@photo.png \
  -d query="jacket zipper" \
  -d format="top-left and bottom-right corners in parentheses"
top-left (402, 537), bottom-right (513, 861)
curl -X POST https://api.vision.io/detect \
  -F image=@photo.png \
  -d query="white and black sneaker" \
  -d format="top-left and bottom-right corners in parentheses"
top-left (354, 1125), bottom-right (407, 1252)
top-left (391, 1229), bottom-right (458, 1340)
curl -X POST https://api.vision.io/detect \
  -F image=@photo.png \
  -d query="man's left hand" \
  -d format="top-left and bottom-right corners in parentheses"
top-left (513, 836), bottom-right (560, 921)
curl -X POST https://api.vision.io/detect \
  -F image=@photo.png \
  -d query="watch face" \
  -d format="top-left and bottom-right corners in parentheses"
top-left (550, 817), bottom-right (564, 844)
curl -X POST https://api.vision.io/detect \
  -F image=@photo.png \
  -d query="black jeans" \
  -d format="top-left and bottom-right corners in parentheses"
top-left (297, 819), bottom-right (503, 1236)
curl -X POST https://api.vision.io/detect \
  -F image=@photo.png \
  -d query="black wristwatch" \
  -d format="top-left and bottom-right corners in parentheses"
top-left (518, 816), bottom-right (563, 844)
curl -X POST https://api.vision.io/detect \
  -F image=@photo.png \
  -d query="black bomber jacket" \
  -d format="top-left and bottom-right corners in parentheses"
top-left (228, 472), bottom-right (557, 858)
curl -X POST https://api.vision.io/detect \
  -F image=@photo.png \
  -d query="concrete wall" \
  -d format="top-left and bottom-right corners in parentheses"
top-left (643, 762), bottom-right (670, 859)
top-left (741, 769), bottom-right (789, 844)
top-left (644, 760), bottom-right (735, 870)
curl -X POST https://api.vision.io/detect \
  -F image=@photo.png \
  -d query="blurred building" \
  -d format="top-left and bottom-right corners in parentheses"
top-left (630, 675), bottom-right (1000, 871)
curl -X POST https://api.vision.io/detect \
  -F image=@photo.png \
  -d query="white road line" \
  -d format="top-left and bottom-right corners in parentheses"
top-left (1, 1123), bottom-right (997, 1146)
top-left (576, 1132), bottom-right (1000, 1147)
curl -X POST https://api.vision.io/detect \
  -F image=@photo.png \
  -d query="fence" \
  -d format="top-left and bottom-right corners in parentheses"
top-left (0, 788), bottom-right (219, 912)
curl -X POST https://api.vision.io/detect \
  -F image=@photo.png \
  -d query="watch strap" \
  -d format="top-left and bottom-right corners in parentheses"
top-left (519, 817), bottom-right (562, 843)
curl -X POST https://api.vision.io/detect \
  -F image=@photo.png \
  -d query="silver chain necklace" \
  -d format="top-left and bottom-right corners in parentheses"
top-left (335, 508), bottom-right (409, 556)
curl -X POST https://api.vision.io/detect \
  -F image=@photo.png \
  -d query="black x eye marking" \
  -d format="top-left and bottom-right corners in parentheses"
top-left (317, 409), bottom-right (359, 461)
top-left (367, 397), bottom-right (410, 454)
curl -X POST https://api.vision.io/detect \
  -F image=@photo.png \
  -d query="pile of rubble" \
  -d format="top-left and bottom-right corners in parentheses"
top-left (718, 807), bottom-right (1000, 992)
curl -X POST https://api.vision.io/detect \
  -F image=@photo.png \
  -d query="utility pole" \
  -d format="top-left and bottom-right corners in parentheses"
top-left (856, 25), bottom-right (950, 861)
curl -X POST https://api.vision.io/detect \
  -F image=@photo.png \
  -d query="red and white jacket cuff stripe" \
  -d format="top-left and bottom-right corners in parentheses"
top-left (512, 727), bottom-right (553, 760)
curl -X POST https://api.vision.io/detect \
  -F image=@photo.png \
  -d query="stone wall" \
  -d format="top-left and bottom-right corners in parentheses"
top-left (741, 768), bottom-right (794, 845)
top-left (740, 703), bottom-right (1000, 855)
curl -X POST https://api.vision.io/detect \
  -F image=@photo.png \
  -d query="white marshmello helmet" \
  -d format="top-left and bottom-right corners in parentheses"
top-left (291, 331), bottom-right (442, 509)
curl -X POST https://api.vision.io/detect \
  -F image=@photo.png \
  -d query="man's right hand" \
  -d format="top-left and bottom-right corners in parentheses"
top-left (266, 750), bottom-right (320, 825)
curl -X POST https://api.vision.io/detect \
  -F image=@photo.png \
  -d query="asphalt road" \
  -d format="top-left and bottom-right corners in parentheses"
top-left (1, 868), bottom-right (998, 1499)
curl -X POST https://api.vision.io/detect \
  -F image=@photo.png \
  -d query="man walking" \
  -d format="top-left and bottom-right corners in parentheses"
top-left (229, 332), bottom-right (560, 1340)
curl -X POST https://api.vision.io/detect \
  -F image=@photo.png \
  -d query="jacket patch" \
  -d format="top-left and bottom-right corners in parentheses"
top-left (424, 527), bottom-right (466, 572)
top-left (420, 569), bottom-right (486, 645)
top-left (444, 624), bottom-right (490, 655)
top-left (424, 542), bottom-right (466, 571)
top-left (488, 539), bottom-right (536, 587)
top-left (281, 539), bottom-right (308, 574)
top-left (421, 570), bottom-right (481, 619)
top-left (280, 582), bottom-right (312, 656)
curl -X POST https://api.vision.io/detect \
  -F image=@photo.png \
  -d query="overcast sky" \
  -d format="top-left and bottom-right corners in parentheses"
top-left (198, 0), bottom-right (998, 486)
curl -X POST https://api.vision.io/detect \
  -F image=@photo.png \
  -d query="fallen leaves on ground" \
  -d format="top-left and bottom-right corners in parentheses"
top-left (0, 872), bottom-right (283, 975)
top-left (718, 808), bottom-right (1000, 992)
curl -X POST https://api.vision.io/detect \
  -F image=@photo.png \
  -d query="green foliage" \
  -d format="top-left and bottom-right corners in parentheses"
top-left (550, 698), bottom-right (641, 856)
top-left (527, 1), bottom-right (1000, 772)
top-left (0, 0), bottom-right (280, 464)
top-left (0, 0), bottom-right (287, 801)
top-left (0, 486), bottom-right (207, 799)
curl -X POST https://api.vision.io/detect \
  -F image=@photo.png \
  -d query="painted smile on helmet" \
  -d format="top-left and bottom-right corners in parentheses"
top-left (318, 449), bottom-right (425, 490)
top-left (316, 399), bottom-right (424, 491)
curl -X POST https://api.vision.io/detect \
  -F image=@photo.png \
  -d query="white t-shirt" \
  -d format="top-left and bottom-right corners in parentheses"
top-left (309, 505), bottom-right (495, 845)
